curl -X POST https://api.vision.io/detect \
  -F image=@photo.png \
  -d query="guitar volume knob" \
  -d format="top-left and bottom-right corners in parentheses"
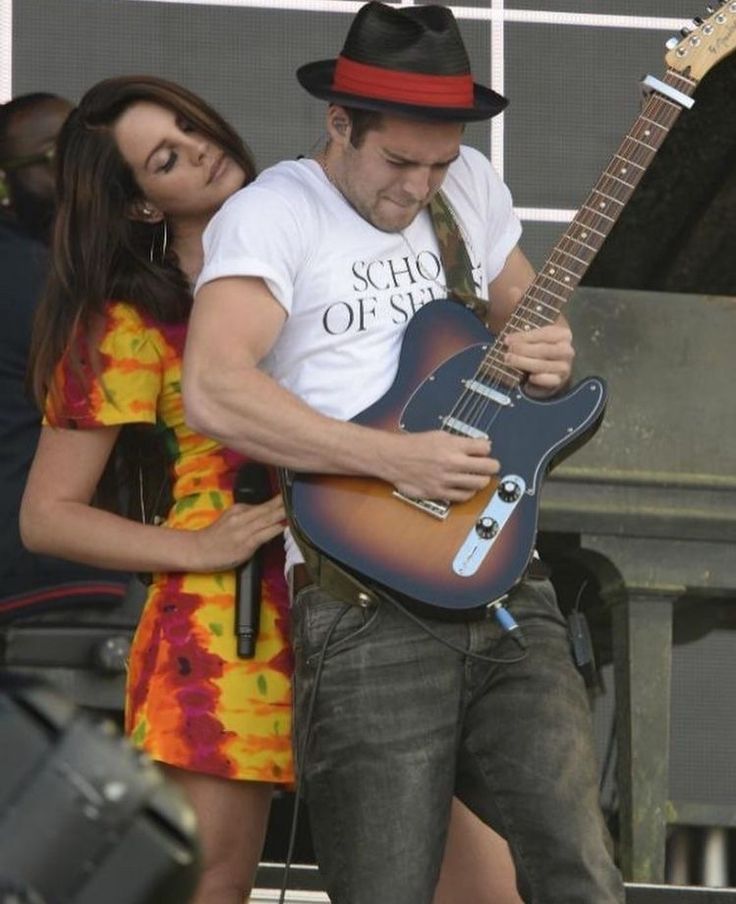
top-left (498, 478), bottom-right (522, 503)
top-left (475, 516), bottom-right (499, 540)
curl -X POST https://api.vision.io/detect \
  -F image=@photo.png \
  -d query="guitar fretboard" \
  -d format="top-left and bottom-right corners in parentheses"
top-left (479, 68), bottom-right (698, 390)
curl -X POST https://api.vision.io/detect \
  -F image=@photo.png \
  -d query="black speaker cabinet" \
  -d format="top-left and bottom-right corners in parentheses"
top-left (626, 884), bottom-right (736, 902)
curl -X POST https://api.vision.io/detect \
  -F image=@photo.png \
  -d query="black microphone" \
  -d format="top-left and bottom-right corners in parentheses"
top-left (233, 463), bottom-right (272, 659)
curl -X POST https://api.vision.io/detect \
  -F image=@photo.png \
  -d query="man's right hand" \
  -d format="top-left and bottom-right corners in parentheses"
top-left (378, 431), bottom-right (499, 502)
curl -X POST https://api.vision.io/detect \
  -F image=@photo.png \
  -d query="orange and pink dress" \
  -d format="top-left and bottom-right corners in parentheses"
top-left (46, 300), bottom-right (293, 783)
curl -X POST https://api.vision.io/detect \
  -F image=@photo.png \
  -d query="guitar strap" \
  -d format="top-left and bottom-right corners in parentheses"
top-left (427, 191), bottom-right (489, 323)
top-left (279, 469), bottom-right (381, 608)
top-left (279, 192), bottom-right (489, 606)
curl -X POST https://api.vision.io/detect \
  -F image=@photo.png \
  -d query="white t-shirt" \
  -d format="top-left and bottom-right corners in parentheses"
top-left (199, 145), bottom-right (521, 419)
top-left (198, 145), bottom-right (522, 568)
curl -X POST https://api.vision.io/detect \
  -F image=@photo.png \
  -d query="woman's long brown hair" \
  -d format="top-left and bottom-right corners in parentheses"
top-left (30, 75), bottom-right (256, 409)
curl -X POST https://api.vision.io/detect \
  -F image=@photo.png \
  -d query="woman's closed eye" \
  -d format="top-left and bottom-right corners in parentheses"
top-left (155, 150), bottom-right (178, 174)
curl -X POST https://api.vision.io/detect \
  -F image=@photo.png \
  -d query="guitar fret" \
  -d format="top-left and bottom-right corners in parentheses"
top-left (618, 148), bottom-right (655, 168)
top-left (560, 231), bottom-right (600, 249)
top-left (545, 259), bottom-right (579, 278)
top-left (526, 300), bottom-right (560, 319)
top-left (600, 171), bottom-right (635, 191)
top-left (544, 261), bottom-right (580, 285)
top-left (569, 234), bottom-right (605, 251)
top-left (591, 190), bottom-right (625, 208)
top-left (626, 135), bottom-right (657, 152)
top-left (581, 205), bottom-right (615, 223)
top-left (524, 286), bottom-right (562, 305)
top-left (573, 216), bottom-right (607, 236)
top-left (613, 153), bottom-right (645, 172)
top-left (507, 318), bottom-right (543, 336)
top-left (531, 297), bottom-right (560, 313)
top-left (529, 284), bottom-right (567, 304)
top-left (563, 235), bottom-right (600, 253)
top-left (480, 361), bottom-right (523, 383)
top-left (588, 188), bottom-right (624, 219)
top-left (638, 115), bottom-right (668, 131)
top-left (523, 304), bottom-right (564, 323)
top-left (509, 306), bottom-right (546, 325)
top-left (527, 280), bottom-right (564, 299)
top-left (620, 136), bottom-right (657, 157)
top-left (554, 249), bottom-right (591, 267)
top-left (570, 215), bottom-right (607, 236)
top-left (653, 95), bottom-right (685, 113)
top-left (539, 273), bottom-right (574, 292)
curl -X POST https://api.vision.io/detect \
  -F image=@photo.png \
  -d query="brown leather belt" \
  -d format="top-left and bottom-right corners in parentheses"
top-left (291, 563), bottom-right (315, 596)
top-left (290, 558), bottom-right (550, 606)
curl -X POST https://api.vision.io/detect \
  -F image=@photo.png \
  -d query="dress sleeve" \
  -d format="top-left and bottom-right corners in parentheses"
top-left (45, 302), bottom-right (163, 429)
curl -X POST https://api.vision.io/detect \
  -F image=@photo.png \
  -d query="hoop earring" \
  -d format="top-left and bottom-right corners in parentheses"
top-left (148, 218), bottom-right (168, 264)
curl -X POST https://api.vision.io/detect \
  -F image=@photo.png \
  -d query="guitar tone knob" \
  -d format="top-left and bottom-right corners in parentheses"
top-left (475, 516), bottom-right (499, 540)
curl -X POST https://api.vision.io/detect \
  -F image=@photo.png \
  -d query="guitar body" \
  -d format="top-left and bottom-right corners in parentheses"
top-left (291, 300), bottom-right (607, 609)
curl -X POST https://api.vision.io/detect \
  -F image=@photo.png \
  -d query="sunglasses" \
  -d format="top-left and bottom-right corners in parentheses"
top-left (0, 145), bottom-right (56, 172)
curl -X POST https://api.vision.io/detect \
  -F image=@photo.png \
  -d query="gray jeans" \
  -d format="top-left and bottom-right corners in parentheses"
top-left (291, 577), bottom-right (624, 904)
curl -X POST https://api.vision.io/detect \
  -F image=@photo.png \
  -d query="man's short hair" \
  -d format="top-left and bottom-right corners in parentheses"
top-left (344, 107), bottom-right (385, 148)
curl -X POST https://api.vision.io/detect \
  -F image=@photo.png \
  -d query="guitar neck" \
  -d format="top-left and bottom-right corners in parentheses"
top-left (485, 67), bottom-right (698, 387)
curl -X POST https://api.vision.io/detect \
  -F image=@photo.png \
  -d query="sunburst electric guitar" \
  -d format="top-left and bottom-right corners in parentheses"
top-left (290, 6), bottom-right (736, 611)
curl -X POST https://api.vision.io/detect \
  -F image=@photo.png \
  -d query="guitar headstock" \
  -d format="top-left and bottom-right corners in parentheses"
top-left (665, 1), bottom-right (736, 79)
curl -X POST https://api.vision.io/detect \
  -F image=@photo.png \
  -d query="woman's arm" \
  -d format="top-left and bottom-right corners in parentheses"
top-left (20, 424), bottom-right (284, 573)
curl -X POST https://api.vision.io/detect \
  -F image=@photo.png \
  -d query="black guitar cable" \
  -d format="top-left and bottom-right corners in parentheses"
top-left (380, 588), bottom-right (529, 666)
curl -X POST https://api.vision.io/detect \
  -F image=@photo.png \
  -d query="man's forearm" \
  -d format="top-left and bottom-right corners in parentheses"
top-left (184, 364), bottom-right (392, 476)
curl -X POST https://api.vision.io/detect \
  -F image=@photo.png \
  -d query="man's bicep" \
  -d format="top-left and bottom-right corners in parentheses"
top-left (187, 276), bottom-right (287, 369)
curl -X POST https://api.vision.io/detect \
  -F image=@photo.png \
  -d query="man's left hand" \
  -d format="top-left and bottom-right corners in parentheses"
top-left (503, 321), bottom-right (574, 396)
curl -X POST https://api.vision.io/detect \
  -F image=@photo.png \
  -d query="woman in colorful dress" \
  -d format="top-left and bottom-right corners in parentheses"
top-left (20, 76), bottom-right (291, 904)
top-left (20, 74), bottom-right (523, 904)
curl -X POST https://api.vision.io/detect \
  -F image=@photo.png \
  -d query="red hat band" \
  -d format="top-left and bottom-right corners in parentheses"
top-left (333, 56), bottom-right (474, 109)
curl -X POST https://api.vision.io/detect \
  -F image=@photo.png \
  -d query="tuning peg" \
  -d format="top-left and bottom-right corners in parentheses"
top-left (704, 5), bottom-right (715, 12)
top-left (692, 16), bottom-right (704, 25)
top-left (665, 36), bottom-right (680, 49)
top-left (680, 26), bottom-right (693, 36)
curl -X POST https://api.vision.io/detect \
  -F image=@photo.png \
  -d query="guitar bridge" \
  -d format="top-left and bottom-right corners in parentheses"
top-left (392, 490), bottom-right (450, 520)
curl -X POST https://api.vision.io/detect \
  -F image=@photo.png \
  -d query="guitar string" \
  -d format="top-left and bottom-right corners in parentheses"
top-left (441, 79), bottom-right (689, 444)
top-left (322, 74), bottom-right (692, 445)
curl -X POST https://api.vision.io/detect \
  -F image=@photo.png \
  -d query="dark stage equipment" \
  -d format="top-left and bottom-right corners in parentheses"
top-left (0, 676), bottom-right (199, 904)
top-left (626, 885), bottom-right (736, 903)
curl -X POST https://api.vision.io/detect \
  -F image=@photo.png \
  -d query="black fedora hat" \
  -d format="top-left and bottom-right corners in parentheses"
top-left (297, 2), bottom-right (507, 123)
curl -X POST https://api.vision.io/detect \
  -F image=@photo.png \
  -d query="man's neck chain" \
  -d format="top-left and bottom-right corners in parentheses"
top-left (315, 150), bottom-right (339, 193)
top-left (399, 222), bottom-right (450, 298)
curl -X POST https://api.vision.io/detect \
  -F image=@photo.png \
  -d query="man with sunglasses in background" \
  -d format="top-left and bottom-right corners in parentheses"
top-left (0, 93), bottom-right (70, 242)
top-left (1, 93), bottom-right (128, 619)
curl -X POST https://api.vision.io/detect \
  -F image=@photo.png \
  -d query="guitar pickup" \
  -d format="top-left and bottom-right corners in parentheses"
top-left (462, 380), bottom-right (512, 406)
top-left (441, 416), bottom-right (489, 440)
